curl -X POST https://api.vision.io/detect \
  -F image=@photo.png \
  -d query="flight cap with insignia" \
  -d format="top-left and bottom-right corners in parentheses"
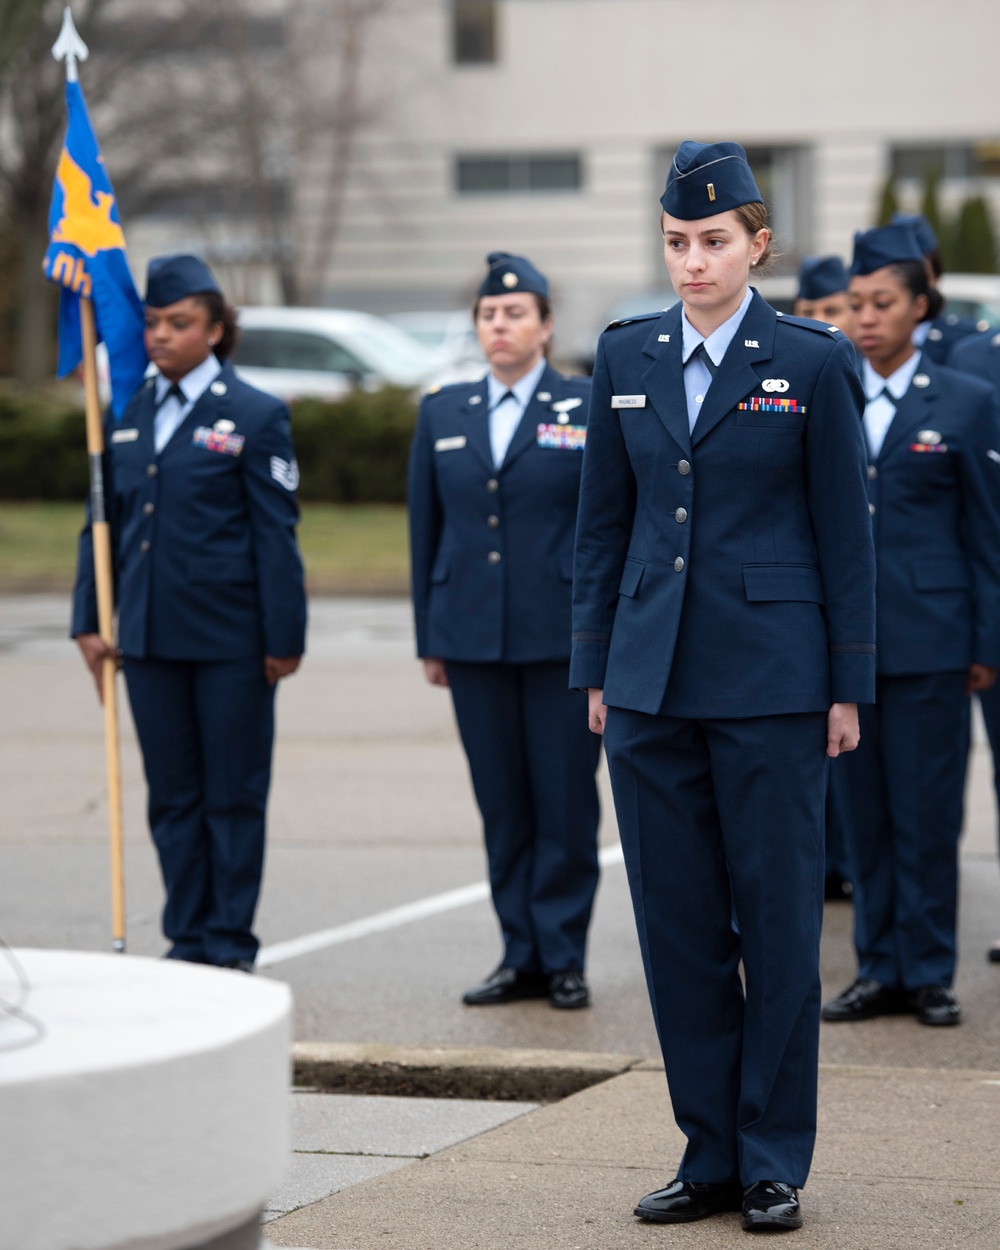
top-left (797, 255), bottom-right (849, 301)
top-left (850, 223), bottom-right (924, 276)
top-left (660, 140), bottom-right (763, 219)
top-left (890, 212), bottom-right (939, 257)
top-left (478, 252), bottom-right (549, 299)
top-left (146, 253), bottom-right (221, 307)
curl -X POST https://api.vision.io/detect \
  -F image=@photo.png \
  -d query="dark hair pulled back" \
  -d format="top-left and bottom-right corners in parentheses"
top-left (192, 290), bottom-right (240, 359)
top-left (886, 260), bottom-right (943, 322)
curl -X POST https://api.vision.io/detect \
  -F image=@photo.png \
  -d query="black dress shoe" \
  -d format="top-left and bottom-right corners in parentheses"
top-left (821, 978), bottom-right (907, 1022)
top-left (987, 942), bottom-right (1000, 964)
top-left (824, 871), bottom-right (853, 901)
top-left (222, 959), bottom-right (256, 974)
top-left (462, 966), bottom-right (548, 1006)
top-left (908, 984), bottom-right (961, 1026)
top-left (635, 1179), bottom-right (743, 1224)
top-left (742, 1181), bottom-right (803, 1231)
top-left (549, 967), bottom-right (590, 1009)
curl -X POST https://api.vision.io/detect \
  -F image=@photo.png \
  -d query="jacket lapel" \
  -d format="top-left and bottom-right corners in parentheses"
top-left (639, 305), bottom-right (691, 457)
top-left (878, 364), bottom-right (938, 462)
top-left (691, 291), bottom-right (776, 448)
top-left (133, 379), bottom-right (157, 459)
top-left (460, 377), bottom-right (493, 473)
top-left (501, 362), bottom-right (561, 471)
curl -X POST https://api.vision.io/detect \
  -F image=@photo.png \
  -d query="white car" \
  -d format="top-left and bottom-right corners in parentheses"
top-left (233, 306), bottom-right (439, 401)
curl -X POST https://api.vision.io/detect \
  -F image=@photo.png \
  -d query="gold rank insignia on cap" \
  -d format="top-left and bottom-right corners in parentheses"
top-left (502, 271), bottom-right (519, 288)
top-left (707, 182), bottom-right (716, 202)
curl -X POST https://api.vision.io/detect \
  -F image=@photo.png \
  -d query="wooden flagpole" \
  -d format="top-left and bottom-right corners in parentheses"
top-left (80, 297), bottom-right (126, 952)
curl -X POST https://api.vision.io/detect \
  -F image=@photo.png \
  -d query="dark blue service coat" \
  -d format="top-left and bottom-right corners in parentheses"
top-left (923, 310), bottom-right (984, 366)
top-left (71, 360), bottom-right (306, 660)
top-left (409, 364), bottom-right (590, 663)
top-left (570, 292), bottom-right (877, 714)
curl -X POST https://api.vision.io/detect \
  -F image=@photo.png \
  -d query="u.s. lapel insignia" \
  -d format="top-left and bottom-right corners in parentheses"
top-left (210, 380), bottom-right (227, 396)
top-left (917, 429), bottom-right (942, 445)
top-left (468, 394), bottom-right (483, 405)
top-left (927, 328), bottom-right (943, 342)
top-left (744, 339), bottom-right (759, 348)
top-left (761, 378), bottom-right (790, 393)
top-left (658, 334), bottom-right (671, 343)
top-left (536, 391), bottom-right (551, 402)
top-left (913, 374), bottom-right (930, 388)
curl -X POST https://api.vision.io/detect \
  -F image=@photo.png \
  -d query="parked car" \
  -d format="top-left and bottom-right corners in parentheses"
top-left (387, 310), bottom-right (483, 365)
top-left (937, 274), bottom-right (1000, 327)
top-left (232, 306), bottom-right (439, 401)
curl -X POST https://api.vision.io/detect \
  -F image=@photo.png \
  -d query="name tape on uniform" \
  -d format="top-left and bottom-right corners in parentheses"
top-left (434, 436), bottom-right (467, 452)
top-left (612, 395), bottom-right (646, 409)
top-left (111, 428), bottom-right (139, 443)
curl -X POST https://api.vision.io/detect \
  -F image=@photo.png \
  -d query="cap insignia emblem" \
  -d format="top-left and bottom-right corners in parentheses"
top-left (502, 272), bottom-right (519, 288)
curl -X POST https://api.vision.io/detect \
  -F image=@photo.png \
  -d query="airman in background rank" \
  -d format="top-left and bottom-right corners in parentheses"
top-left (572, 140), bottom-right (875, 1233)
top-left (891, 212), bottom-right (987, 364)
top-left (72, 253), bottom-right (307, 972)
top-left (950, 324), bottom-right (1000, 964)
top-left (794, 255), bottom-right (857, 346)
top-left (408, 251), bottom-right (601, 1012)
top-left (822, 224), bottom-right (1000, 1028)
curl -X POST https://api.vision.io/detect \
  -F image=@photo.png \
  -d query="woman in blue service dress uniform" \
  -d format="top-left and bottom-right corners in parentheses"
top-left (72, 254), bottom-right (307, 972)
top-left (950, 324), bottom-right (1000, 965)
top-left (571, 142), bottom-right (876, 1232)
top-left (408, 252), bottom-right (601, 1011)
top-left (822, 225), bottom-right (1000, 1027)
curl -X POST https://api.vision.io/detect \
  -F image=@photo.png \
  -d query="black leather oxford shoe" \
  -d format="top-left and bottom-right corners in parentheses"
top-left (222, 959), bottom-right (255, 974)
top-left (908, 984), bottom-right (961, 1026)
top-left (634, 1179), bottom-right (743, 1224)
top-left (549, 967), bottom-right (590, 1009)
top-left (461, 966), bottom-right (548, 1006)
top-left (821, 978), bottom-right (907, 1022)
top-left (742, 1180), bottom-right (803, 1231)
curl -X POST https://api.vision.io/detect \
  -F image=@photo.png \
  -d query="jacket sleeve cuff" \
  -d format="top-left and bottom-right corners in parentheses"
top-left (830, 648), bottom-right (876, 704)
top-left (569, 639), bottom-right (610, 690)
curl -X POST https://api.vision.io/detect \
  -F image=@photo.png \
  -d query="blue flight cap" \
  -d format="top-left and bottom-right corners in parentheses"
top-left (478, 252), bottom-right (549, 299)
top-left (890, 212), bottom-right (939, 256)
top-left (850, 224), bottom-right (925, 276)
top-left (145, 254), bottom-right (221, 307)
top-left (660, 140), bottom-right (763, 220)
top-left (797, 256), bottom-right (849, 301)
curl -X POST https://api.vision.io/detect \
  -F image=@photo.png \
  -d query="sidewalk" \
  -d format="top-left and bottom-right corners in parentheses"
top-left (263, 1045), bottom-right (1000, 1250)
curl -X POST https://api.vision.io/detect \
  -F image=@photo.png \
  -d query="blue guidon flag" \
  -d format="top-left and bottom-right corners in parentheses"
top-left (43, 79), bottom-right (147, 418)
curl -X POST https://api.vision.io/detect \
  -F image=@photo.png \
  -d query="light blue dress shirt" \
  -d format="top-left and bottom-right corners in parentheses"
top-left (486, 356), bottom-right (548, 468)
top-left (861, 350), bottom-right (923, 458)
top-left (680, 286), bottom-right (754, 432)
top-left (153, 354), bottom-right (222, 454)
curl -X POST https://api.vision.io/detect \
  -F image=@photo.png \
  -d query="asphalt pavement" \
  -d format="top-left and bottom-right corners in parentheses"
top-left (4, 594), bottom-right (1000, 1247)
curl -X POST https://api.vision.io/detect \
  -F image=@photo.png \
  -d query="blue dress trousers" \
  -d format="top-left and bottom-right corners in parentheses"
top-left (72, 361), bottom-right (307, 964)
top-left (932, 329), bottom-right (1000, 872)
top-left (571, 292), bottom-right (876, 1187)
top-left (833, 356), bottom-right (1000, 991)
top-left (408, 363), bottom-right (601, 975)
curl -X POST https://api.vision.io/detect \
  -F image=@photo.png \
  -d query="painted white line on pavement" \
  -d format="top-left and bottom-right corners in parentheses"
top-left (257, 842), bottom-right (625, 969)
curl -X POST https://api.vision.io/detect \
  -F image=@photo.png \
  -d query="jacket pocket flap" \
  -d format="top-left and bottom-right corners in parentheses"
top-left (187, 555), bottom-right (256, 584)
top-left (743, 564), bottom-right (824, 603)
top-left (618, 558), bottom-right (646, 598)
top-left (912, 559), bottom-right (971, 591)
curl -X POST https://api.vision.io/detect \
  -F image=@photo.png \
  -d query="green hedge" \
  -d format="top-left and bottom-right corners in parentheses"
top-left (0, 385), bottom-right (419, 503)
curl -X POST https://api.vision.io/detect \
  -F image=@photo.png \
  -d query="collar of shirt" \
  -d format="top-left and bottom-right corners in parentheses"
top-left (911, 321), bottom-right (931, 347)
top-left (154, 353), bottom-right (223, 408)
top-left (681, 285), bottom-right (754, 368)
top-left (486, 356), bottom-right (548, 412)
top-left (861, 350), bottom-right (922, 403)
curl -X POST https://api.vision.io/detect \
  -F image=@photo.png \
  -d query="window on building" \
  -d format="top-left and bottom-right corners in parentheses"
top-left (453, 0), bottom-right (496, 64)
top-left (891, 142), bottom-right (1000, 181)
top-left (456, 153), bottom-right (583, 194)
